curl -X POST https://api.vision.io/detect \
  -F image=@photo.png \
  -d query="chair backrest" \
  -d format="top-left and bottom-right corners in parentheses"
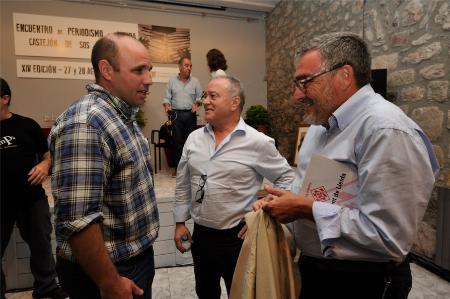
top-left (150, 130), bottom-right (161, 145)
top-left (159, 123), bottom-right (173, 144)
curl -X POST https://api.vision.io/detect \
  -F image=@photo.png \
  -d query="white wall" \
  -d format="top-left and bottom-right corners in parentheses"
top-left (0, 0), bottom-right (267, 141)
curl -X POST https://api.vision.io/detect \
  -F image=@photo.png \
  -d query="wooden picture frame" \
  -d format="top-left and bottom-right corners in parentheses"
top-left (293, 126), bottom-right (309, 166)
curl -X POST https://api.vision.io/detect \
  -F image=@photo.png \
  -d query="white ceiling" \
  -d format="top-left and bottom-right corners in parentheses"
top-left (172, 0), bottom-right (279, 12)
top-left (64, 0), bottom-right (279, 18)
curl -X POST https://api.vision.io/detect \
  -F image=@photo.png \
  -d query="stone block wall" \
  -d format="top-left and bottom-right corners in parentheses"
top-left (266, 0), bottom-right (449, 263)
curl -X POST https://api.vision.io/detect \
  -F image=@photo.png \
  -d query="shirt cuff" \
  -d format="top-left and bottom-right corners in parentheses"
top-left (312, 201), bottom-right (343, 248)
top-left (173, 203), bottom-right (191, 223)
top-left (55, 212), bottom-right (103, 241)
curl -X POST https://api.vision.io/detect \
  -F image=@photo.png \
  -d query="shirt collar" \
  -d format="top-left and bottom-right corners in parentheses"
top-left (177, 74), bottom-right (191, 82)
top-left (204, 117), bottom-right (247, 136)
top-left (86, 83), bottom-right (138, 122)
top-left (327, 84), bottom-right (375, 130)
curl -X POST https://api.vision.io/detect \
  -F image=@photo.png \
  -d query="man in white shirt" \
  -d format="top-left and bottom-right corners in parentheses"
top-left (173, 76), bottom-right (294, 299)
top-left (255, 32), bottom-right (438, 299)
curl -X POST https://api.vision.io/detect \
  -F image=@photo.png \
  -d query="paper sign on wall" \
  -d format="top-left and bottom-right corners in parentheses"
top-left (13, 13), bottom-right (138, 58)
top-left (17, 59), bottom-right (179, 82)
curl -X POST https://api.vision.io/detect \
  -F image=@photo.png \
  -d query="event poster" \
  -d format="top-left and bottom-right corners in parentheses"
top-left (13, 13), bottom-right (190, 80)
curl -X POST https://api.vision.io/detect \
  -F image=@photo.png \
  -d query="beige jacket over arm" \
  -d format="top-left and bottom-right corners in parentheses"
top-left (230, 210), bottom-right (300, 299)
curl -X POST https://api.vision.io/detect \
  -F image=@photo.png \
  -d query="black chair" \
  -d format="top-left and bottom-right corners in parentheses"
top-left (150, 129), bottom-right (166, 174)
top-left (151, 122), bottom-right (175, 173)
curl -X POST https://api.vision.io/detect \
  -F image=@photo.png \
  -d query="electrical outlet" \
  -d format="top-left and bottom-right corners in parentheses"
top-left (44, 115), bottom-right (50, 122)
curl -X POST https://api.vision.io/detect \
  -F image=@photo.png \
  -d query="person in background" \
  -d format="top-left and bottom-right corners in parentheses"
top-left (49, 32), bottom-right (159, 299)
top-left (163, 57), bottom-right (203, 177)
top-left (0, 78), bottom-right (68, 299)
top-left (254, 32), bottom-right (438, 299)
top-left (173, 76), bottom-right (294, 299)
top-left (207, 48), bottom-right (228, 78)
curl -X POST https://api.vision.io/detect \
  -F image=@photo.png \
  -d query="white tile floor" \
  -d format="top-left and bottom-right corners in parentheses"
top-left (5, 263), bottom-right (450, 299)
top-left (6, 169), bottom-right (450, 298)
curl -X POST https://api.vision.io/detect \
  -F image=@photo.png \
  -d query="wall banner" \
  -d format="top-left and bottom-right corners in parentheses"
top-left (13, 13), bottom-right (138, 58)
top-left (17, 59), bottom-right (178, 82)
top-left (16, 59), bottom-right (95, 79)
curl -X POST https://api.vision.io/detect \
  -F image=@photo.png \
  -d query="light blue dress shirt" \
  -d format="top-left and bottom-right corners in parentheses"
top-left (292, 84), bottom-right (438, 262)
top-left (163, 74), bottom-right (202, 110)
top-left (173, 118), bottom-right (295, 229)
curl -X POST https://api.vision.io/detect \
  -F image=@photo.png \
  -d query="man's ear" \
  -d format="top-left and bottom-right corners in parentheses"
top-left (231, 96), bottom-right (240, 111)
top-left (98, 59), bottom-right (114, 81)
top-left (336, 64), bottom-right (354, 90)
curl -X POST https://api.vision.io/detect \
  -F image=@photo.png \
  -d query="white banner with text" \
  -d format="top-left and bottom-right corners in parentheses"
top-left (13, 13), bottom-right (138, 58)
top-left (17, 59), bottom-right (178, 82)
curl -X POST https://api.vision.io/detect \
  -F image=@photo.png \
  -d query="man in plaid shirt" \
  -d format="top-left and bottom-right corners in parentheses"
top-left (49, 32), bottom-right (159, 299)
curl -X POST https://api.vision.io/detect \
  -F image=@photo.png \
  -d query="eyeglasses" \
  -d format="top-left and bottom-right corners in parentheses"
top-left (293, 62), bottom-right (346, 93)
top-left (195, 174), bottom-right (207, 203)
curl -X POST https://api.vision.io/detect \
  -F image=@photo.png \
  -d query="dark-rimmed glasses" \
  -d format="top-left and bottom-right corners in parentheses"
top-left (293, 62), bottom-right (346, 93)
top-left (195, 174), bottom-right (207, 203)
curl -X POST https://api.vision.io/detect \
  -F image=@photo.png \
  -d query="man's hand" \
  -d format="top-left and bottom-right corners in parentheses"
top-left (191, 102), bottom-right (198, 113)
top-left (28, 151), bottom-right (51, 185)
top-left (174, 223), bottom-right (192, 253)
top-left (261, 185), bottom-right (315, 223)
top-left (253, 194), bottom-right (275, 211)
top-left (237, 224), bottom-right (247, 239)
top-left (100, 276), bottom-right (143, 299)
top-left (163, 103), bottom-right (172, 113)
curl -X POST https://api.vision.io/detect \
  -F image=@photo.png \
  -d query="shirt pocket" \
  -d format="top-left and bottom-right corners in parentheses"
top-left (205, 186), bottom-right (238, 203)
top-left (185, 86), bottom-right (197, 98)
top-left (195, 185), bottom-right (239, 224)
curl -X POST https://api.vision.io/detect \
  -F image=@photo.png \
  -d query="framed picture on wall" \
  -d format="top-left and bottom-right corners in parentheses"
top-left (293, 126), bottom-right (309, 166)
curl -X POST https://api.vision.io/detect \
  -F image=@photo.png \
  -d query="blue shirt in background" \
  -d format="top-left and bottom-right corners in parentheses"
top-left (163, 74), bottom-right (202, 110)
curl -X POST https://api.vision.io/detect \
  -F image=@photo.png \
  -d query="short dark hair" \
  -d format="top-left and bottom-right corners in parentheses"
top-left (0, 78), bottom-right (11, 105)
top-left (91, 32), bottom-right (140, 82)
top-left (296, 32), bottom-right (371, 88)
top-left (178, 56), bottom-right (191, 66)
top-left (207, 49), bottom-right (228, 72)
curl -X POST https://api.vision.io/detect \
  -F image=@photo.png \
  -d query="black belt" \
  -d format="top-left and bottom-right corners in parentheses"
top-left (173, 109), bottom-right (192, 112)
top-left (194, 222), bottom-right (245, 236)
top-left (300, 254), bottom-right (407, 274)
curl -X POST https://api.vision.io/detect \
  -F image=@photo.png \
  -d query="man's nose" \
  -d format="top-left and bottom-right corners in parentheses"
top-left (292, 86), bottom-right (305, 102)
top-left (144, 71), bottom-right (153, 85)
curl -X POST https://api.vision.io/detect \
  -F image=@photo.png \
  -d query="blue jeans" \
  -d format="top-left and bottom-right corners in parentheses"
top-left (56, 247), bottom-right (155, 299)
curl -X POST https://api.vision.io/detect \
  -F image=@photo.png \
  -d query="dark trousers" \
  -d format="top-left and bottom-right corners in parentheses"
top-left (56, 246), bottom-right (155, 299)
top-left (1, 195), bottom-right (58, 298)
top-left (191, 223), bottom-right (244, 299)
top-left (172, 110), bottom-right (196, 167)
top-left (298, 254), bottom-right (412, 299)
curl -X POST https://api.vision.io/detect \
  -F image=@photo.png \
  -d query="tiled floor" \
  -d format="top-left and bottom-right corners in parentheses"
top-left (6, 169), bottom-right (450, 298)
top-left (5, 263), bottom-right (450, 298)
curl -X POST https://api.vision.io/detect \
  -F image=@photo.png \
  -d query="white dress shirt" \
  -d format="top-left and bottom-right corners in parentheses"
top-left (292, 84), bottom-right (438, 262)
top-left (173, 118), bottom-right (294, 229)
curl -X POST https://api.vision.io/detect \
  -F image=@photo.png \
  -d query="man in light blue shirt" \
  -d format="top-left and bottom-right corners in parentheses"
top-left (163, 57), bottom-right (203, 176)
top-left (173, 76), bottom-right (294, 299)
top-left (255, 33), bottom-right (438, 299)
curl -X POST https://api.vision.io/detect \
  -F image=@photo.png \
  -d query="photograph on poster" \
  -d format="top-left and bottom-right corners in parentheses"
top-left (293, 126), bottom-right (309, 166)
top-left (138, 24), bottom-right (190, 64)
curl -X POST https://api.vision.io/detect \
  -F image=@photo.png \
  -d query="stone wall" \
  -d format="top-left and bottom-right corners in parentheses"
top-left (266, 0), bottom-right (449, 263)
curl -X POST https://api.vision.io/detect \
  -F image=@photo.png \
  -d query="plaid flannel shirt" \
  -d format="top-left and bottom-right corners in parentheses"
top-left (50, 83), bottom-right (159, 262)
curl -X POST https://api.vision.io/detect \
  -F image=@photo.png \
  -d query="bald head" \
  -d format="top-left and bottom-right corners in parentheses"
top-left (91, 32), bottom-right (144, 82)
